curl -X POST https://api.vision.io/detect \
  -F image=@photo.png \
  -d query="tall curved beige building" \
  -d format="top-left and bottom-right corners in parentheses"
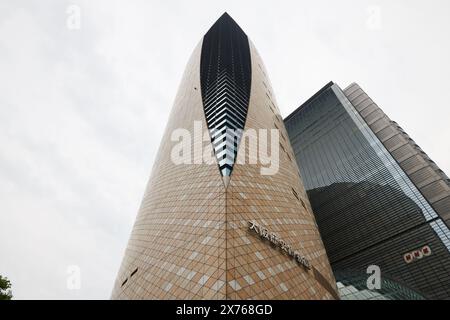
top-left (111, 13), bottom-right (338, 300)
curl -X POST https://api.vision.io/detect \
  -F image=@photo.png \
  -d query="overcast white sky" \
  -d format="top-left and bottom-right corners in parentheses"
top-left (1, 0), bottom-right (449, 299)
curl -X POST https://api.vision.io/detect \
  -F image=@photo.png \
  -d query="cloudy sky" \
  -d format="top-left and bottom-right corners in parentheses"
top-left (1, 0), bottom-right (449, 299)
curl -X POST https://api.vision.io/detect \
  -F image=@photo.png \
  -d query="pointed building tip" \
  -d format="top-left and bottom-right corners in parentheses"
top-left (219, 12), bottom-right (231, 20)
top-left (215, 12), bottom-right (235, 24)
top-left (206, 12), bottom-right (246, 37)
top-left (212, 12), bottom-right (241, 26)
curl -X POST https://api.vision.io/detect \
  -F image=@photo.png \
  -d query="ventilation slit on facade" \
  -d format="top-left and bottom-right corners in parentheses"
top-left (300, 199), bottom-right (306, 210)
top-left (200, 13), bottom-right (251, 177)
top-left (292, 188), bottom-right (299, 200)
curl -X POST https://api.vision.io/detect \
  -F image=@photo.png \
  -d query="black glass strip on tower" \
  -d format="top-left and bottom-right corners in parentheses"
top-left (200, 13), bottom-right (251, 176)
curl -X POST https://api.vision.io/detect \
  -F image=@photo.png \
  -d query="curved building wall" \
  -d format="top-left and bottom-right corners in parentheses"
top-left (111, 14), bottom-right (338, 300)
top-left (224, 41), bottom-right (337, 299)
top-left (111, 41), bottom-right (228, 299)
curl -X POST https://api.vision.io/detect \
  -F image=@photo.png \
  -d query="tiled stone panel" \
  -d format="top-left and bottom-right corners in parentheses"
top-left (344, 83), bottom-right (450, 227)
top-left (225, 42), bottom-right (337, 299)
top-left (111, 20), bottom-right (337, 299)
top-left (111, 42), bottom-right (228, 299)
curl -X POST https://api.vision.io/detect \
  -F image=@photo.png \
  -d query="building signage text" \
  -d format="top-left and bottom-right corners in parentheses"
top-left (248, 221), bottom-right (311, 270)
top-left (404, 245), bottom-right (431, 264)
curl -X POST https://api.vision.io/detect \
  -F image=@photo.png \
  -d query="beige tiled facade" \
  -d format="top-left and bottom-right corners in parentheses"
top-left (111, 30), bottom-right (338, 300)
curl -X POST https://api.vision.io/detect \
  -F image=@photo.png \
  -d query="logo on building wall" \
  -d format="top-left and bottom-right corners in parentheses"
top-left (248, 221), bottom-right (311, 270)
top-left (403, 245), bottom-right (432, 264)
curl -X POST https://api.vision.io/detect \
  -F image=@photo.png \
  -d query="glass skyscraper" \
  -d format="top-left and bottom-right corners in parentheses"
top-left (285, 82), bottom-right (450, 299)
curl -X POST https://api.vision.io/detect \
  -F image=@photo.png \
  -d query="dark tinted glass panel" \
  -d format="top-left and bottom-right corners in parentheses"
top-left (200, 13), bottom-right (251, 176)
top-left (285, 83), bottom-right (450, 299)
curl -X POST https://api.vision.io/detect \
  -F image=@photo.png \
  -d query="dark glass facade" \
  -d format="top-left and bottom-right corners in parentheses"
top-left (285, 82), bottom-right (450, 299)
top-left (200, 13), bottom-right (251, 177)
top-left (336, 271), bottom-right (425, 300)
